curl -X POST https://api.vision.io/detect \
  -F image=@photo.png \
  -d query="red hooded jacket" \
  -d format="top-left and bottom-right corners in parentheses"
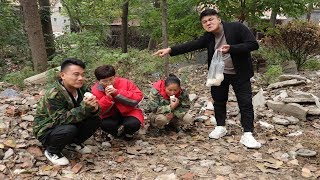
top-left (91, 77), bottom-right (144, 125)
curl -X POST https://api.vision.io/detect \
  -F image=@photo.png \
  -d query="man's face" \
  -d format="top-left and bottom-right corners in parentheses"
top-left (60, 65), bottom-right (85, 89)
top-left (201, 15), bottom-right (221, 33)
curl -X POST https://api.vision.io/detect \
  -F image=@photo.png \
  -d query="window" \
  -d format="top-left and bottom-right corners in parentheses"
top-left (59, 7), bottom-right (61, 12)
top-left (54, 18), bottom-right (57, 22)
top-left (64, 19), bottom-right (66, 23)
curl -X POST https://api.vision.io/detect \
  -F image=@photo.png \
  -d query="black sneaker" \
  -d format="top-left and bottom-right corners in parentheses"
top-left (44, 150), bottom-right (69, 165)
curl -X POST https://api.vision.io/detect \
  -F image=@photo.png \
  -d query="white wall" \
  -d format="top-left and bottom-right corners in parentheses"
top-left (50, 1), bottom-right (70, 33)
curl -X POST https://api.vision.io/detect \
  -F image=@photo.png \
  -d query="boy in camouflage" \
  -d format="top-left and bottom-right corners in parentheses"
top-left (33, 58), bottom-right (100, 166)
top-left (144, 74), bottom-right (193, 131)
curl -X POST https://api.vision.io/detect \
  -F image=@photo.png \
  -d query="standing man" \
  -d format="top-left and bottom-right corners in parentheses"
top-left (154, 9), bottom-right (261, 148)
top-left (33, 58), bottom-right (100, 165)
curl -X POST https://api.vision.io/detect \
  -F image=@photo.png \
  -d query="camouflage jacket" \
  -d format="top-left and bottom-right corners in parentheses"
top-left (33, 80), bottom-right (99, 139)
top-left (144, 80), bottom-right (190, 119)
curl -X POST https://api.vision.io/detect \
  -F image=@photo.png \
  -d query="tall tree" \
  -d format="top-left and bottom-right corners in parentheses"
top-left (39, 0), bottom-right (55, 58)
top-left (161, 0), bottom-right (169, 76)
top-left (121, 0), bottom-right (129, 53)
top-left (20, 0), bottom-right (48, 73)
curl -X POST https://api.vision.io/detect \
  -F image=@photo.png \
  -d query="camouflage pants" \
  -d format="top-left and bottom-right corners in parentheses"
top-left (150, 113), bottom-right (193, 130)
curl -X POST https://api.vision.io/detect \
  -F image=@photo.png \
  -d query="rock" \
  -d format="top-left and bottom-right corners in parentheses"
top-left (279, 74), bottom-right (310, 82)
top-left (3, 148), bottom-right (14, 160)
top-left (267, 79), bottom-right (306, 89)
top-left (188, 94), bottom-right (197, 102)
top-left (287, 131), bottom-right (303, 137)
top-left (24, 67), bottom-right (60, 85)
top-left (21, 115), bottom-right (34, 121)
top-left (0, 89), bottom-right (20, 98)
top-left (205, 101), bottom-right (214, 110)
top-left (267, 101), bottom-right (308, 120)
top-left (101, 141), bottom-right (111, 148)
top-left (281, 61), bottom-right (298, 74)
top-left (252, 88), bottom-right (266, 109)
top-left (296, 149), bottom-right (317, 157)
top-left (272, 117), bottom-right (290, 125)
top-left (204, 110), bottom-right (214, 116)
top-left (273, 90), bottom-right (288, 102)
top-left (301, 167), bottom-right (312, 178)
top-left (155, 173), bottom-right (178, 180)
top-left (0, 121), bottom-right (7, 134)
top-left (258, 121), bottom-right (274, 130)
top-left (212, 166), bottom-right (233, 175)
top-left (286, 116), bottom-right (299, 125)
top-left (200, 160), bottom-right (215, 167)
top-left (194, 116), bottom-right (209, 122)
top-left (210, 116), bottom-right (217, 125)
top-left (0, 165), bottom-right (6, 172)
top-left (282, 97), bottom-right (315, 103)
top-left (308, 107), bottom-right (320, 115)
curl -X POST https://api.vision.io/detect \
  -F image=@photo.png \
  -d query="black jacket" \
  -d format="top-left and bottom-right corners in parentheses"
top-left (169, 21), bottom-right (259, 81)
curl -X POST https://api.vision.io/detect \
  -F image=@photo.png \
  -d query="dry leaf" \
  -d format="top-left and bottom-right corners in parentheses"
top-left (288, 159), bottom-right (299, 166)
top-left (181, 172), bottom-right (194, 180)
top-left (116, 156), bottom-right (125, 163)
top-left (27, 146), bottom-right (43, 157)
top-left (255, 163), bottom-right (268, 173)
top-left (71, 163), bottom-right (83, 174)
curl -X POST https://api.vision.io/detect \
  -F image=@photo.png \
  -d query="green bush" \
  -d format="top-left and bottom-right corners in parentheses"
top-left (303, 58), bottom-right (320, 71)
top-left (3, 66), bottom-right (35, 87)
top-left (262, 65), bottom-right (283, 85)
top-left (266, 21), bottom-right (320, 71)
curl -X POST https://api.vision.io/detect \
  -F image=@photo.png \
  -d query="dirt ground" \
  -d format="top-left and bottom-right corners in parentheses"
top-left (0, 64), bottom-right (319, 180)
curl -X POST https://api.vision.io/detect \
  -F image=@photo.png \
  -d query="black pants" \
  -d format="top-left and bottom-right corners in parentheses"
top-left (39, 116), bottom-right (101, 154)
top-left (101, 116), bottom-right (141, 136)
top-left (211, 74), bottom-right (254, 132)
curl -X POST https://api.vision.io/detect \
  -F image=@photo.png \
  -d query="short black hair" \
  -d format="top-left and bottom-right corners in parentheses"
top-left (199, 8), bottom-right (219, 21)
top-left (165, 74), bottom-right (181, 87)
top-left (94, 65), bottom-right (116, 80)
top-left (60, 58), bottom-right (85, 72)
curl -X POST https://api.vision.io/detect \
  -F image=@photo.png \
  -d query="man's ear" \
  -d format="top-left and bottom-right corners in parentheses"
top-left (60, 72), bottom-right (65, 80)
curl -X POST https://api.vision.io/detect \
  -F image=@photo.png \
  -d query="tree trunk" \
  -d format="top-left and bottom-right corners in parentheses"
top-left (270, 8), bottom-right (278, 27)
top-left (38, 0), bottom-right (55, 59)
top-left (306, 3), bottom-right (313, 22)
top-left (121, 0), bottom-right (129, 53)
top-left (161, 0), bottom-right (169, 77)
top-left (20, 0), bottom-right (48, 73)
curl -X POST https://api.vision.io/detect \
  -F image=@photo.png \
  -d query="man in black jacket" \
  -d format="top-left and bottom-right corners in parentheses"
top-left (154, 9), bottom-right (261, 148)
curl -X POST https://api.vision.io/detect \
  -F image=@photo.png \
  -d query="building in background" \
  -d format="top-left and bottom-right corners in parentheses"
top-left (50, 0), bottom-right (70, 36)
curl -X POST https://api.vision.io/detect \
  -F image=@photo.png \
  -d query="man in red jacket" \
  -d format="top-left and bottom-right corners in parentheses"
top-left (92, 65), bottom-right (144, 140)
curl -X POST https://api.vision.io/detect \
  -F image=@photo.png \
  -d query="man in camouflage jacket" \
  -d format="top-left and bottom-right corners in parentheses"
top-left (33, 58), bottom-right (100, 166)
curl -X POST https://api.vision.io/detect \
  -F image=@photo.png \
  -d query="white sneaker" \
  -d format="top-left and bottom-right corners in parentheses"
top-left (44, 150), bottom-right (69, 166)
top-left (240, 132), bottom-right (261, 149)
top-left (209, 126), bottom-right (227, 139)
top-left (66, 143), bottom-right (92, 154)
